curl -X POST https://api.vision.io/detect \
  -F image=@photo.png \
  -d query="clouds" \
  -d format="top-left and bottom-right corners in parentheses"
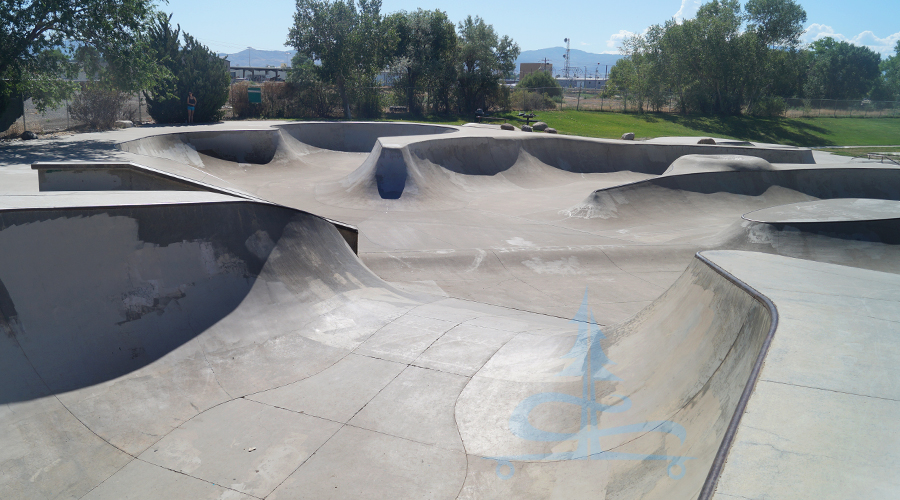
top-left (802, 24), bottom-right (900, 55)
top-left (603, 30), bottom-right (635, 54)
top-left (674, 0), bottom-right (702, 22)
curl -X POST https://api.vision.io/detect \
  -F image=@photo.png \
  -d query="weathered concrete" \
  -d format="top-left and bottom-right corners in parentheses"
top-left (0, 120), bottom-right (897, 500)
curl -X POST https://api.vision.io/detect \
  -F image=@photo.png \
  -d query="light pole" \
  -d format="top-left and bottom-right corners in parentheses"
top-left (247, 47), bottom-right (252, 67)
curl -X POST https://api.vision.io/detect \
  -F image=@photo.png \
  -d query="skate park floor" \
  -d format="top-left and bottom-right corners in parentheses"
top-left (1, 121), bottom-right (898, 499)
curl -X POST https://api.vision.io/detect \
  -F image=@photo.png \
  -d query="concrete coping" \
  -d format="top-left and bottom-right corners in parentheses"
top-left (0, 191), bottom-right (247, 212)
top-left (28, 161), bottom-right (360, 253)
top-left (31, 160), bottom-right (240, 195)
top-left (743, 198), bottom-right (900, 224)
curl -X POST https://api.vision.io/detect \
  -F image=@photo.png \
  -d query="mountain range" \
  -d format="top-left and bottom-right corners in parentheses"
top-left (220, 49), bottom-right (295, 68)
top-left (515, 47), bottom-right (622, 77)
top-left (219, 47), bottom-right (623, 77)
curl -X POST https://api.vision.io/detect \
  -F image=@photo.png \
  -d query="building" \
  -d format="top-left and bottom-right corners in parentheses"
top-left (519, 62), bottom-right (553, 78)
top-left (556, 77), bottom-right (608, 90)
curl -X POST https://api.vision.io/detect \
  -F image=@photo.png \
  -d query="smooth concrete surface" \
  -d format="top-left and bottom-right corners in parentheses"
top-left (1, 121), bottom-right (898, 500)
top-left (743, 197), bottom-right (900, 223)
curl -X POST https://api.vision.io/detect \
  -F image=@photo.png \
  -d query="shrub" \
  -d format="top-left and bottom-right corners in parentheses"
top-left (750, 96), bottom-right (786, 117)
top-left (517, 71), bottom-right (562, 98)
top-left (69, 82), bottom-right (127, 129)
top-left (511, 88), bottom-right (557, 111)
top-left (144, 13), bottom-right (229, 124)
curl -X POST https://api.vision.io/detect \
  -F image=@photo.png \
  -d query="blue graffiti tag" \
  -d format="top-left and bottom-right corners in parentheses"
top-left (483, 290), bottom-right (693, 480)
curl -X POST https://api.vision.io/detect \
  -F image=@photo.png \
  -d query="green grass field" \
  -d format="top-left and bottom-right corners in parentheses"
top-left (376, 110), bottom-right (900, 147)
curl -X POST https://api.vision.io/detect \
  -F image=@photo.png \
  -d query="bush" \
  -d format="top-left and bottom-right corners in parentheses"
top-left (145, 13), bottom-right (229, 124)
top-left (511, 88), bottom-right (557, 111)
top-left (517, 71), bottom-right (562, 98)
top-left (750, 96), bottom-right (786, 117)
top-left (230, 81), bottom-right (342, 120)
top-left (69, 82), bottom-right (127, 129)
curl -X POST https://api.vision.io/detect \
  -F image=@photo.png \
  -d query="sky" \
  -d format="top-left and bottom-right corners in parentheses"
top-left (160, 0), bottom-right (900, 57)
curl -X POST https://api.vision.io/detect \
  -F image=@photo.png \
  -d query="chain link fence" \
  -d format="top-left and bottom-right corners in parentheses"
top-left (6, 83), bottom-right (897, 138)
top-left (782, 98), bottom-right (900, 118)
top-left (507, 87), bottom-right (900, 117)
top-left (1, 91), bottom-right (148, 139)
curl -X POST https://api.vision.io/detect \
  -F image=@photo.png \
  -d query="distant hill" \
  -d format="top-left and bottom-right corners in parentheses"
top-left (220, 49), bottom-right (296, 68)
top-left (219, 46), bottom-right (621, 75)
top-left (516, 48), bottom-right (622, 77)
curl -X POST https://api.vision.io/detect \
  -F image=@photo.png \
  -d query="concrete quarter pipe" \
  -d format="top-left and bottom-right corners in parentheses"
top-left (0, 122), bottom-right (897, 499)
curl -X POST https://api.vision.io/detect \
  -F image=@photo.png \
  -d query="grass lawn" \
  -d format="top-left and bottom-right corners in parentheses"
top-left (374, 110), bottom-right (900, 147)
top-left (821, 146), bottom-right (900, 160)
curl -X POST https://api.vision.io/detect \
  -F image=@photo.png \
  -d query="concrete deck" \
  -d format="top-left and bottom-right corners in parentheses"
top-left (0, 121), bottom-right (897, 500)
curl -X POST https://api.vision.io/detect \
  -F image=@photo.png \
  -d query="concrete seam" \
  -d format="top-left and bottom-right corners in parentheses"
top-left (759, 379), bottom-right (900, 403)
top-left (132, 457), bottom-right (263, 499)
top-left (3, 331), bottom-right (140, 500)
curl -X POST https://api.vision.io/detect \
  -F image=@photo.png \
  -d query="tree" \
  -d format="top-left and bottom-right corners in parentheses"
top-left (804, 37), bottom-right (881, 100)
top-left (387, 9), bottom-right (457, 115)
top-left (288, 0), bottom-right (394, 119)
top-left (875, 41), bottom-right (900, 101)
top-left (144, 13), bottom-right (230, 124)
top-left (456, 16), bottom-right (519, 113)
top-left (0, 0), bottom-right (155, 131)
top-left (517, 70), bottom-right (562, 98)
top-left (742, 0), bottom-right (806, 113)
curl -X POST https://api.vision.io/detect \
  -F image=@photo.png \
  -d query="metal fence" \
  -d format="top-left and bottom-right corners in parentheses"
top-left (507, 87), bottom-right (900, 117)
top-left (782, 98), bottom-right (900, 118)
top-left (6, 84), bottom-right (897, 138)
top-left (1, 92), bottom-right (148, 139)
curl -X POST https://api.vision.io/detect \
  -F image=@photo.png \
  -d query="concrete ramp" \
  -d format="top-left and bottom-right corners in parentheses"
top-left (276, 121), bottom-right (457, 152)
top-left (455, 255), bottom-right (772, 499)
top-left (564, 166), bottom-right (900, 222)
top-left (0, 191), bottom-right (777, 500)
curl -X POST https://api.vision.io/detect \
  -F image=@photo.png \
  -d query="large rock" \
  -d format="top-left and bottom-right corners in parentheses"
top-left (697, 137), bottom-right (716, 145)
top-left (521, 125), bottom-right (533, 132)
top-left (500, 123), bottom-right (515, 131)
top-left (532, 121), bottom-right (548, 131)
top-left (621, 132), bottom-right (635, 140)
top-left (545, 128), bottom-right (558, 134)
top-left (115, 120), bottom-right (134, 129)
top-left (20, 131), bottom-right (37, 140)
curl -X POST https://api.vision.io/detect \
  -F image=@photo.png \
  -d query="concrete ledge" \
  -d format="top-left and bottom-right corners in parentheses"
top-left (32, 161), bottom-right (225, 194)
top-left (29, 162), bottom-right (360, 254)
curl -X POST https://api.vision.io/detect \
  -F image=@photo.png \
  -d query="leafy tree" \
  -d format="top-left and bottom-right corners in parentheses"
top-left (607, 0), bottom-right (807, 115)
top-left (387, 9), bottom-right (457, 115)
top-left (874, 41), bottom-right (900, 101)
top-left (517, 70), bottom-right (562, 98)
top-left (0, 0), bottom-right (154, 131)
top-left (288, 0), bottom-right (395, 119)
top-left (742, 0), bottom-right (806, 113)
top-left (144, 13), bottom-right (230, 124)
top-left (804, 37), bottom-right (881, 100)
top-left (456, 16), bottom-right (519, 113)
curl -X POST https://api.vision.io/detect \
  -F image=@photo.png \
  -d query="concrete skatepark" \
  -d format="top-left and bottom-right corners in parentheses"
top-left (1, 121), bottom-right (898, 499)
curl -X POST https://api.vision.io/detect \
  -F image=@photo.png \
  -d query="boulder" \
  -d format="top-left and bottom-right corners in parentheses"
top-left (697, 137), bottom-right (716, 145)
top-left (521, 125), bottom-right (533, 132)
top-left (20, 131), bottom-right (37, 140)
top-left (532, 121), bottom-right (548, 131)
top-left (545, 128), bottom-right (558, 134)
top-left (115, 120), bottom-right (134, 129)
top-left (621, 132), bottom-right (635, 140)
top-left (500, 123), bottom-right (515, 131)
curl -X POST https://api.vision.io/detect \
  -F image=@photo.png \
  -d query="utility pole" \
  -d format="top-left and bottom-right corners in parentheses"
top-left (562, 38), bottom-right (571, 79)
top-left (541, 57), bottom-right (551, 73)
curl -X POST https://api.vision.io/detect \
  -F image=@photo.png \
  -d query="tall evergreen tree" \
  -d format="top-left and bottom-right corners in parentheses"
top-left (144, 13), bottom-right (229, 124)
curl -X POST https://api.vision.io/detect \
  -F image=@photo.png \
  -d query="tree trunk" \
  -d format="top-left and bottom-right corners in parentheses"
top-left (337, 75), bottom-right (352, 119)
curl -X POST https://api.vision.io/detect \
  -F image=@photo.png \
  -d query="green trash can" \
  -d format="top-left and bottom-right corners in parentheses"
top-left (248, 87), bottom-right (262, 104)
